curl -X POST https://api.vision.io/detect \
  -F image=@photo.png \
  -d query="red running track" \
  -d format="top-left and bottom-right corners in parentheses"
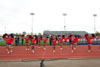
top-left (0, 45), bottom-right (100, 60)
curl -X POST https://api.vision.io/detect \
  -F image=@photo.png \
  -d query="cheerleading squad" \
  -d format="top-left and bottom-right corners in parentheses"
top-left (2, 33), bottom-right (98, 54)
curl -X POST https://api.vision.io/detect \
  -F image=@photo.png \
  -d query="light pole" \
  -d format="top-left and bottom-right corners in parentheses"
top-left (93, 14), bottom-right (97, 33)
top-left (63, 13), bottom-right (67, 31)
top-left (30, 13), bottom-right (35, 34)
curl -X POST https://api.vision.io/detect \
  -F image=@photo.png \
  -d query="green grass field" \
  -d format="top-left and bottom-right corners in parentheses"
top-left (1, 39), bottom-right (94, 46)
top-left (0, 39), bottom-right (67, 46)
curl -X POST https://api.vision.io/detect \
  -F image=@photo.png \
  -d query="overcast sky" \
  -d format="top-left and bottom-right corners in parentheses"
top-left (0, 0), bottom-right (100, 35)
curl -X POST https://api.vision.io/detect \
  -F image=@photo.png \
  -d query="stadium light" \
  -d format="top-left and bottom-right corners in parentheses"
top-left (93, 14), bottom-right (97, 33)
top-left (30, 13), bottom-right (35, 34)
top-left (63, 13), bottom-right (67, 31)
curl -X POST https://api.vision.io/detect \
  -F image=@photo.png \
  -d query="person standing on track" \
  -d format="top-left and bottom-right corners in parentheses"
top-left (9, 34), bottom-right (14, 48)
top-left (38, 37), bottom-right (41, 48)
top-left (85, 34), bottom-right (94, 53)
top-left (10, 36), bottom-right (14, 48)
top-left (59, 36), bottom-right (63, 50)
top-left (73, 35), bottom-right (79, 50)
top-left (30, 37), bottom-right (36, 53)
top-left (21, 34), bottom-right (24, 45)
top-left (52, 37), bottom-right (57, 53)
top-left (68, 33), bottom-right (73, 45)
top-left (24, 35), bottom-right (30, 51)
top-left (64, 35), bottom-right (69, 46)
top-left (3, 35), bottom-right (13, 54)
top-left (49, 35), bottom-right (53, 46)
top-left (42, 37), bottom-right (48, 50)
top-left (15, 36), bottom-right (19, 46)
top-left (70, 35), bottom-right (75, 53)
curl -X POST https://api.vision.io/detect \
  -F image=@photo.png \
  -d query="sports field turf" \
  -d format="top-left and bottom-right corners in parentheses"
top-left (0, 40), bottom-right (66, 46)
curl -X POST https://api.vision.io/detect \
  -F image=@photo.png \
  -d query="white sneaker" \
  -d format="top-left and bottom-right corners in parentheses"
top-left (32, 50), bottom-right (35, 53)
top-left (74, 47), bottom-right (76, 50)
top-left (53, 50), bottom-right (56, 53)
top-left (88, 50), bottom-right (91, 53)
top-left (10, 50), bottom-right (12, 53)
top-left (27, 48), bottom-right (30, 51)
top-left (38, 47), bottom-right (41, 48)
top-left (25, 48), bottom-right (28, 51)
top-left (8, 51), bottom-right (10, 54)
top-left (60, 48), bottom-right (63, 50)
top-left (72, 50), bottom-right (74, 53)
top-left (44, 48), bottom-right (46, 50)
top-left (6, 49), bottom-right (8, 51)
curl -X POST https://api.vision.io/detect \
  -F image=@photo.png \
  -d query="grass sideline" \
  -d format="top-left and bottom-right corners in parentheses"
top-left (0, 40), bottom-right (70, 46)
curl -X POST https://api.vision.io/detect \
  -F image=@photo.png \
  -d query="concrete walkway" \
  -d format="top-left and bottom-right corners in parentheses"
top-left (0, 59), bottom-right (100, 67)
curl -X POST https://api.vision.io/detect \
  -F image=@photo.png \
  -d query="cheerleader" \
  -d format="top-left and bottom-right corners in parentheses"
top-left (70, 36), bottom-right (75, 53)
top-left (85, 34), bottom-right (94, 53)
top-left (52, 37), bottom-right (57, 53)
top-left (30, 37), bottom-right (36, 53)
top-left (3, 35), bottom-right (12, 54)
top-left (24, 36), bottom-right (30, 51)
top-left (42, 37), bottom-right (48, 50)
top-left (59, 36), bottom-right (63, 50)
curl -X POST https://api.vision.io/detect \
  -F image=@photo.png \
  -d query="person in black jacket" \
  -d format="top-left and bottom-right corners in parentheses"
top-left (15, 36), bottom-right (20, 46)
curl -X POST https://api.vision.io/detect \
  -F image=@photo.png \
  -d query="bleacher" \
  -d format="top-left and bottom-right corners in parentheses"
top-left (43, 31), bottom-right (100, 45)
top-left (43, 31), bottom-right (88, 37)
